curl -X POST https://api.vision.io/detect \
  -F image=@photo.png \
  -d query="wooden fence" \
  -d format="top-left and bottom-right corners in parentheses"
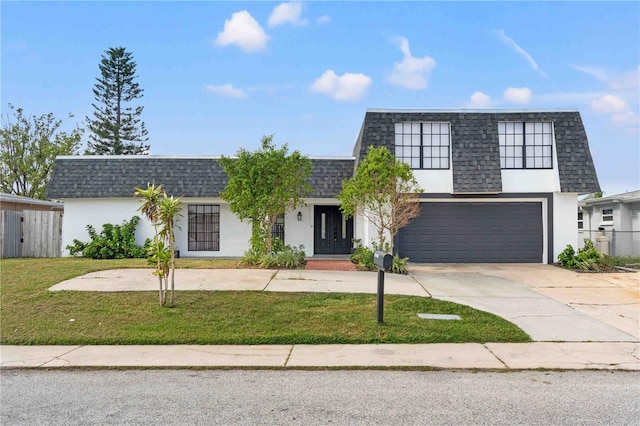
top-left (1, 210), bottom-right (63, 258)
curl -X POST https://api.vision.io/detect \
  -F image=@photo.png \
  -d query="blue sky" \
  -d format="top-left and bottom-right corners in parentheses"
top-left (2, 1), bottom-right (638, 196)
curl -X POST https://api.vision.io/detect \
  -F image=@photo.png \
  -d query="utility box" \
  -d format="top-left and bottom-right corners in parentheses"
top-left (595, 234), bottom-right (611, 256)
top-left (373, 251), bottom-right (393, 270)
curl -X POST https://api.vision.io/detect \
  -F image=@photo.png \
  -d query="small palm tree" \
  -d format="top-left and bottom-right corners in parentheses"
top-left (157, 194), bottom-right (182, 306)
top-left (134, 184), bottom-right (165, 304)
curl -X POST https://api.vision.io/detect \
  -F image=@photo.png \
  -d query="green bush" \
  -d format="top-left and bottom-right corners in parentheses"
top-left (557, 245), bottom-right (577, 269)
top-left (350, 241), bottom-right (375, 271)
top-left (67, 216), bottom-right (149, 259)
top-left (351, 239), bottom-right (410, 274)
top-left (244, 245), bottom-right (306, 269)
top-left (392, 254), bottom-right (409, 274)
top-left (557, 239), bottom-right (609, 271)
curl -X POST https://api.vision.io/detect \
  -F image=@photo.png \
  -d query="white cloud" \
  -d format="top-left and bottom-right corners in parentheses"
top-left (497, 30), bottom-right (547, 78)
top-left (317, 15), bottom-right (331, 25)
top-left (503, 87), bottom-right (532, 104)
top-left (609, 66), bottom-right (640, 91)
top-left (206, 84), bottom-right (246, 98)
top-left (572, 65), bottom-right (609, 83)
top-left (592, 94), bottom-right (638, 131)
top-left (469, 91), bottom-right (492, 108)
top-left (611, 111), bottom-right (638, 127)
top-left (310, 70), bottom-right (372, 101)
top-left (268, 2), bottom-right (307, 27)
top-left (591, 94), bottom-right (630, 114)
top-left (574, 65), bottom-right (639, 91)
top-left (214, 10), bottom-right (269, 53)
top-left (387, 36), bottom-right (436, 90)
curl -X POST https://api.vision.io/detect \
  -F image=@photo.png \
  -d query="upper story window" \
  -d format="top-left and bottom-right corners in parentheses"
top-left (394, 122), bottom-right (450, 169)
top-left (498, 122), bottom-right (553, 169)
top-left (601, 208), bottom-right (613, 224)
top-left (578, 211), bottom-right (583, 229)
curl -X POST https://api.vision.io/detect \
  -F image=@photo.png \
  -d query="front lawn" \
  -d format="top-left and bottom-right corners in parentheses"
top-left (0, 258), bottom-right (531, 345)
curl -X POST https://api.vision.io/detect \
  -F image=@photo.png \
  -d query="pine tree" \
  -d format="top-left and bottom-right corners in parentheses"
top-left (85, 47), bottom-right (149, 155)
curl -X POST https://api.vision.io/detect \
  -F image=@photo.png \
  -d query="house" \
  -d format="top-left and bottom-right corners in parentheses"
top-left (578, 190), bottom-right (640, 256)
top-left (45, 109), bottom-right (600, 263)
top-left (0, 192), bottom-right (64, 212)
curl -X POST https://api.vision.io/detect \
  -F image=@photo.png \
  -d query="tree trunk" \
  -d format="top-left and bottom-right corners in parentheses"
top-left (169, 236), bottom-right (176, 307)
top-left (158, 276), bottom-right (163, 305)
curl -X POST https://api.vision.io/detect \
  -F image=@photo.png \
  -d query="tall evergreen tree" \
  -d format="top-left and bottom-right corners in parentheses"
top-left (85, 47), bottom-right (149, 155)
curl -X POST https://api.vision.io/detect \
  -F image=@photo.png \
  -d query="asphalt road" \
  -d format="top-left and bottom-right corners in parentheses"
top-left (1, 370), bottom-right (639, 425)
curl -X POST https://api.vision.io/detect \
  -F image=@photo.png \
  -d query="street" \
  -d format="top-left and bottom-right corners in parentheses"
top-left (1, 370), bottom-right (638, 425)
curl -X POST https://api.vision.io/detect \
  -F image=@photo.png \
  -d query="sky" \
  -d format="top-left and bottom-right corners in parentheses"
top-left (2, 1), bottom-right (639, 196)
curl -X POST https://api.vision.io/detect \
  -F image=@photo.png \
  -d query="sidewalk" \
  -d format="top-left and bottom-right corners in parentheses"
top-left (2, 342), bottom-right (639, 370)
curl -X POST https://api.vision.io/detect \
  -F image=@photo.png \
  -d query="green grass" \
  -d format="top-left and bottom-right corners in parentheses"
top-left (0, 258), bottom-right (531, 345)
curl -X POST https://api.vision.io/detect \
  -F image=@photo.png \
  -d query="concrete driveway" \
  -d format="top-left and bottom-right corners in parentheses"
top-left (50, 264), bottom-right (639, 343)
top-left (409, 264), bottom-right (639, 342)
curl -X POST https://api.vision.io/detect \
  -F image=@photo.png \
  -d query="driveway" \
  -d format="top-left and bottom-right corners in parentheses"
top-left (50, 264), bottom-right (639, 343)
top-left (409, 264), bottom-right (639, 342)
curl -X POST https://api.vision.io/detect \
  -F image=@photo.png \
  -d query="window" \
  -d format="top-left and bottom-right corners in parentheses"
top-left (394, 122), bottom-right (450, 169)
top-left (271, 213), bottom-right (285, 243)
top-left (602, 208), bottom-right (613, 224)
top-left (498, 122), bottom-right (553, 169)
top-left (188, 204), bottom-right (220, 251)
top-left (578, 211), bottom-right (583, 229)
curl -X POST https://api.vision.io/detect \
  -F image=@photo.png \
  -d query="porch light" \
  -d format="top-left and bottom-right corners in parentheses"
top-left (297, 211), bottom-right (302, 221)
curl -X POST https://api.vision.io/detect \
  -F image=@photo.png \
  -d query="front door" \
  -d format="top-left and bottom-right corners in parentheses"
top-left (314, 206), bottom-right (353, 255)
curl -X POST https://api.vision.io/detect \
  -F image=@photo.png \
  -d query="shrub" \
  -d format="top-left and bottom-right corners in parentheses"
top-left (350, 242), bottom-right (375, 271)
top-left (351, 239), bottom-right (409, 274)
top-left (557, 245), bottom-right (577, 269)
top-left (67, 216), bottom-right (149, 259)
top-left (244, 245), bottom-right (306, 269)
top-left (392, 254), bottom-right (409, 274)
top-left (557, 239), bottom-right (610, 271)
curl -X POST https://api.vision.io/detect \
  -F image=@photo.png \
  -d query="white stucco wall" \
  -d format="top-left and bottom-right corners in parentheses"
top-left (62, 198), bottom-right (155, 256)
top-left (61, 198), bottom-right (254, 257)
top-left (62, 197), bottom-right (347, 258)
top-left (553, 192), bottom-right (578, 260)
top-left (413, 170), bottom-right (453, 193)
top-left (177, 199), bottom-right (251, 258)
top-left (501, 169), bottom-right (560, 193)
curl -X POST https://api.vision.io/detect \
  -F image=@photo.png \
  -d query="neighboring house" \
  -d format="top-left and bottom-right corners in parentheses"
top-left (45, 109), bottom-right (600, 263)
top-left (0, 193), bottom-right (64, 258)
top-left (0, 192), bottom-right (64, 212)
top-left (578, 190), bottom-right (640, 256)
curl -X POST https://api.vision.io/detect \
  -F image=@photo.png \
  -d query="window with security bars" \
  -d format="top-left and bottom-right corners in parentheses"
top-left (271, 213), bottom-right (285, 243)
top-left (394, 122), bottom-right (450, 169)
top-left (499, 122), bottom-right (553, 169)
top-left (188, 204), bottom-right (220, 251)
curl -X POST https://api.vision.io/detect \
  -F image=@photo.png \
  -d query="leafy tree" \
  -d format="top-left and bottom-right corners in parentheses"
top-left (219, 135), bottom-right (312, 254)
top-left (86, 46), bottom-right (149, 155)
top-left (338, 146), bottom-right (423, 254)
top-left (1, 104), bottom-right (83, 199)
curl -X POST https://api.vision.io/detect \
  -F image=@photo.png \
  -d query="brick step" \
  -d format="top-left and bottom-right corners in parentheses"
top-left (304, 259), bottom-right (357, 271)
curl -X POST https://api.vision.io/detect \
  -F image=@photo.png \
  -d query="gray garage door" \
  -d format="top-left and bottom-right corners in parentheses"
top-left (397, 202), bottom-right (543, 263)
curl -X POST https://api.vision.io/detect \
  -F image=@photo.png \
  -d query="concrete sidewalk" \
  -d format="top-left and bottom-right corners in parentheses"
top-left (2, 343), bottom-right (639, 370)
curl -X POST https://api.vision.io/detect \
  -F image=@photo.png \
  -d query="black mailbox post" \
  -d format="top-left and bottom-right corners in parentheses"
top-left (373, 250), bottom-right (393, 324)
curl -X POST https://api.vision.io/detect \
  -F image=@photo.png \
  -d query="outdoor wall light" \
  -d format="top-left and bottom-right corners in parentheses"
top-left (297, 211), bottom-right (302, 221)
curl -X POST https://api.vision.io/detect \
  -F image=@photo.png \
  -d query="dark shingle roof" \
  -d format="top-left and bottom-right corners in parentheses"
top-left (45, 157), bottom-right (353, 200)
top-left (355, 110), bottom-right (600, 194)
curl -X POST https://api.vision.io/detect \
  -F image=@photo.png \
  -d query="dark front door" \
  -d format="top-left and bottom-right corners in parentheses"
top-left (314, 206), bottom-right (353, 255)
